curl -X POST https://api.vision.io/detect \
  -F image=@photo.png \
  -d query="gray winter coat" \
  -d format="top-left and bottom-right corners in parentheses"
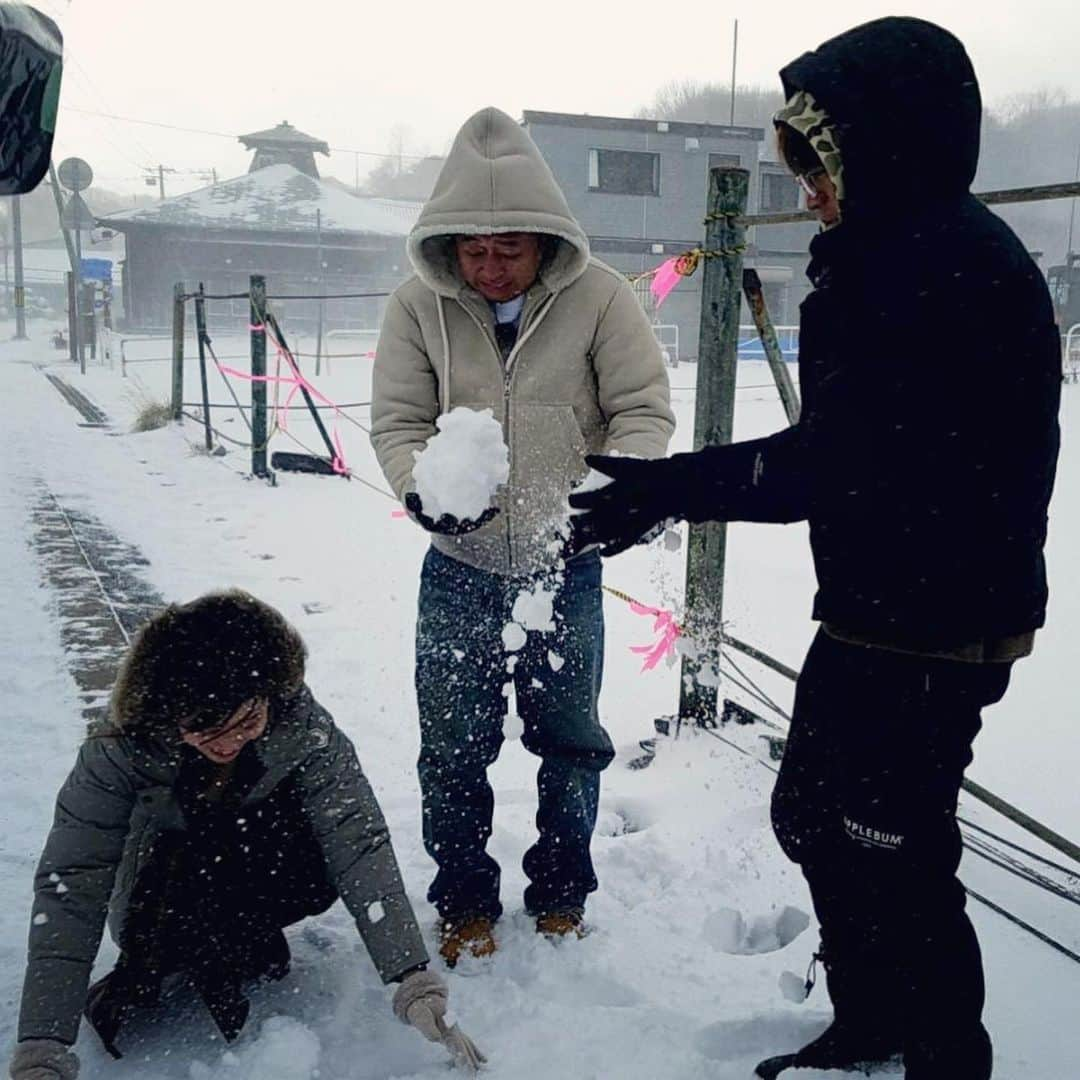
top-left (372, 106), bottom-right (675, 576)
top-left (18, 687), bottom-right (428, 1045)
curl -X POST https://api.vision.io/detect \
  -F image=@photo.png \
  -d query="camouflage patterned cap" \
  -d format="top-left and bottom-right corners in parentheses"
top-left (774, 89), bottom-right (846, 204)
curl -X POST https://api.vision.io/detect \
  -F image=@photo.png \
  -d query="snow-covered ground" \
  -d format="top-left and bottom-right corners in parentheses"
top-left (1, 321), bottom-right (1078, 1078)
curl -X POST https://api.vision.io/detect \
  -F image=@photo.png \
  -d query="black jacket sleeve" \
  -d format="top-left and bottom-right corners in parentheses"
top-left (675, 423), bottom-right (811, 525)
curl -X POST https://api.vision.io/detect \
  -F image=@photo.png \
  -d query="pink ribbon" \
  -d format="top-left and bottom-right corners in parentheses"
top-left (627, 599), bottom-right (682, 672)
top-left (649, 257), bottom-right (684, 310)
top-left (216, 332), bottom-right (350, 474)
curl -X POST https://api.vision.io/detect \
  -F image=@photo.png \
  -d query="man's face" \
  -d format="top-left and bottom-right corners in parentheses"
top-left (455, 233), bottom-right (543, 302)
top-left (799, 169), bottom-right (841, 227)
top-left (180, 698), bottom-right (269, 764)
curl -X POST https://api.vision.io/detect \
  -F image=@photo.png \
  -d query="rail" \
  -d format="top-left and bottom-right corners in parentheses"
top-left (1065, 323), bottom-right (1080, 383)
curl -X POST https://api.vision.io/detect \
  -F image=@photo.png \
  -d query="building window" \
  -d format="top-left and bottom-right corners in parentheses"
top-left (761, 171), bottom-right (801, 212)
top-left (708, 152), bottom-right (741, 171)
top-left (588, 148), bottom-right (660, 196)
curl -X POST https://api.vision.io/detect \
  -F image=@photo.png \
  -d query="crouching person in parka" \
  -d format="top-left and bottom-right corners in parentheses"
top-left (11, 590), bottom-right (483, 1080)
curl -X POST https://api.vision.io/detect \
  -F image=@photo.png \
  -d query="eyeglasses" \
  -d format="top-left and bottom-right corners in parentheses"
top-left (796, 168), bottom-right (827, 197)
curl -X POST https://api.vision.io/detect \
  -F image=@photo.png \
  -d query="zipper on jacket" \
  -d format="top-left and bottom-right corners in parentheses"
top-left (458, 299), bottom-right (517, 569)
top-left (456, 291), bottom-right (559, 574)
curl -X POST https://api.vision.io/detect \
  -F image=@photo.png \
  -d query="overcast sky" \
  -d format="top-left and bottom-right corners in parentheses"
top-left (39, 0), bottom-right (1080, 199)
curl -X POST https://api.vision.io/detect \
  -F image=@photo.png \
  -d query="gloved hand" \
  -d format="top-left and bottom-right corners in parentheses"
top-left (567, 454), bottom-right (688, 556)
top-left (404, 492), bottom-right (499, 536)
top-left (393, 969), bottom-right (486, 1074)
top-left (9, 1039), bottom-right (80, 1080)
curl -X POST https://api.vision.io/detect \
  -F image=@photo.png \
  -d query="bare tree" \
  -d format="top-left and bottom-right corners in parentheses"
top-left (637, 80), bottom-right (785, 133)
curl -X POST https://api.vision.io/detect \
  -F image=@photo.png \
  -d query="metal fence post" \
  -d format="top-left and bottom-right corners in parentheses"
top-left (194, 284), bottom-right (213, 452)
top-left (250, 274), bottom-right (269, 478)
top-left (170, 282), bottom-right (185, 420)
top-left (65, 271), bottom-right (77, 364)
top-left (678, 167), bottom-right (749, 728)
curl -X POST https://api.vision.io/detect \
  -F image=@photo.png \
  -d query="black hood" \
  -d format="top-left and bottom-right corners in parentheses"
top-left (780, 17), bottom-right (981, 212)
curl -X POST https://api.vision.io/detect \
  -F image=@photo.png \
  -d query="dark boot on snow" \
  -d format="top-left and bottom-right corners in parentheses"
top-left (904, 1023), bottom-right (991, 1080)
top-left (755, 1020), bottom-right (903, 1079)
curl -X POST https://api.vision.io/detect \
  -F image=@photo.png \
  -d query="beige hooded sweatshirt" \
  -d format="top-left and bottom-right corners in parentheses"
top-left (371, 106), bottom-right (675, 577)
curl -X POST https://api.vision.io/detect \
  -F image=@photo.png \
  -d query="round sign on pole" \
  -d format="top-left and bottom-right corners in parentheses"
top-left (57, 156), bottom-right (93, 192)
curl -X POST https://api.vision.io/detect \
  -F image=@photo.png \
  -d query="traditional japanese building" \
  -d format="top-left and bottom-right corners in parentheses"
top-left (238, 121), bottom-right (330, 178)
top-left (100, 124), bottom-right (414, 331)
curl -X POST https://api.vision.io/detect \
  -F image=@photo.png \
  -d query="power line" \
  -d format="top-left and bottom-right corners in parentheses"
top-left (64, 56), bottom-right (157, 164)
top-left (61, 106), bottom-right (431, 161)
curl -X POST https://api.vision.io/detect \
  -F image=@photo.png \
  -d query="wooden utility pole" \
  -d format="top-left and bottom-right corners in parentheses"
top-left (170, 282), bottom-right (185, 420)
top-left (12, 195), bottom-right (26, 340)
top-left (250, 274), bottom-right (269, 478)
top-left (678, 167), bottom-right (749, 728)
top-left (729, 19), bottom-right (739, 127)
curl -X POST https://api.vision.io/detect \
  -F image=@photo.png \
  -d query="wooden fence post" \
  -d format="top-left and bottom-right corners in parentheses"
top-left (678, 167), bottom-right (749, 728)
top-left (170, 282), bottom-right (185, 421)
top-left (743, 268), bottom-right (800, 425)
top-left (250, 274), bottom-right (269, 478)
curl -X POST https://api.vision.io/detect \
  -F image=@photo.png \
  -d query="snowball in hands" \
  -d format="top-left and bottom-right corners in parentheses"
top-left (412, 407), bottom-right (509, 521)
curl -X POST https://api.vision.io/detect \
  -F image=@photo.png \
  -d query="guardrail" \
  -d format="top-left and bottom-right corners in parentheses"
top-left (1065, 323), bottom-right (1080, 383)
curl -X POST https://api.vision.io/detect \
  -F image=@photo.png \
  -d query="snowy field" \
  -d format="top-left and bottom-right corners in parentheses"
top-left (1, 321), bottom-right (1078, 1078)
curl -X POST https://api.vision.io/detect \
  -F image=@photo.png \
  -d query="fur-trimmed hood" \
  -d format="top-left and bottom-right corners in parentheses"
top-left (406, 107), bottom-right (590, 298)
top-left (110, 590), bottom-right (307, 731)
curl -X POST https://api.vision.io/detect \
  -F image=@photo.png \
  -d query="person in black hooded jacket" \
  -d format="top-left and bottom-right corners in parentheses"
top-left (570, 17), bottom-right (1061, 1080)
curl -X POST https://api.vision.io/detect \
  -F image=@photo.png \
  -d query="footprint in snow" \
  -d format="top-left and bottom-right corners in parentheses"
top-left (704, 904), bottom-right (811, 955)
top-left (595, 799), bottom-right (655, 836)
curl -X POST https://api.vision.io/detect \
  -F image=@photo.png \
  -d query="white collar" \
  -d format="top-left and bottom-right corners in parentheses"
top-left (493, 294), bottom-right (526, 325)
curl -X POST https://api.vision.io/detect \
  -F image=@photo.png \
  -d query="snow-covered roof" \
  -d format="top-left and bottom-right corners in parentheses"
top-left (99, 165), bottom-right (411, 238)
top-left (239, 121), bottom-right (330, 155)
top-left (365, 197), bottom-right (424, 230)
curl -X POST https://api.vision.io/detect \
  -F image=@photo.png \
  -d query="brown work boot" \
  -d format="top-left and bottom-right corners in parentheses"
top-left (535, 910), bottom-right (587, 940)
top-left (438, 916), bottom-right (497, 968)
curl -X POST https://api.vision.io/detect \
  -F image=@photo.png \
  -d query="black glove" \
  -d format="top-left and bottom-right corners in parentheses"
top-left (567, 454), bottom-right (688, 557)
top-left (405, 492), bottom-right (499, 536)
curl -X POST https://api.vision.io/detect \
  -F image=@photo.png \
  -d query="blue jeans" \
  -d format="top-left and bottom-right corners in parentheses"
top-left (415, 547), bottom-right (614, 921)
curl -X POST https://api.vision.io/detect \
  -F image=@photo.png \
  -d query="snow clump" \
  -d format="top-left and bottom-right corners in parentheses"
top-left (502, 622), bottom-right (527, 652)
top-left (511, 583), bottom-right (556, 633)
top-left (412, 407), bottom-right (509, 520)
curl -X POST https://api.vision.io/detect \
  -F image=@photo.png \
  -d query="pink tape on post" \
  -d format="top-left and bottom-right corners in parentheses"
top-left (649, 257), bottom-right (684, 311)
top-left (627, 599), bottom-right (682, 672)
top-left (215, 335), bottom-right (353, 474)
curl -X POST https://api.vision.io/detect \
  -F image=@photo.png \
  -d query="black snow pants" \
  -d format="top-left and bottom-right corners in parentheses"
top-left (771, 630), bottom-right (1011, 1079)
top-left (86, 775), bottom-right (338, 1055)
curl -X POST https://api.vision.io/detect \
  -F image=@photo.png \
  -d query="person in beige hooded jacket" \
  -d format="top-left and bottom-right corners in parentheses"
top-left (371, 107), bottom-right (673, 965)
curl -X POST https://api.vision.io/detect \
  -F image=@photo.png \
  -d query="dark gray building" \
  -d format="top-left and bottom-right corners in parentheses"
top-left (99, 124), bottom-right (412, 332)
top-left (523, 110), bottom-right (815, 361)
